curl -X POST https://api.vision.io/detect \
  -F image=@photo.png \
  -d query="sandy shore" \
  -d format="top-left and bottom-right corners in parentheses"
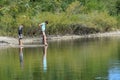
top-left (0, 31), bottom-right (120, 47)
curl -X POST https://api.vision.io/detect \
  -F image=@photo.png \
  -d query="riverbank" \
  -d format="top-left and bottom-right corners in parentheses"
top-left (0, 31), bottom-right (120, 47)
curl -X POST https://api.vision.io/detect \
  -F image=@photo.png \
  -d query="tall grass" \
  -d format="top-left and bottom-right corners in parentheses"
top-left (0, 0), bottom-right (119, 36)
top-left (0, 11), bottom-right (118, 36)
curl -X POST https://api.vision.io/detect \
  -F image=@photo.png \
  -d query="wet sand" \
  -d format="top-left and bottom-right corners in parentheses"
top-left (0, 31), bottom-right (120, 48)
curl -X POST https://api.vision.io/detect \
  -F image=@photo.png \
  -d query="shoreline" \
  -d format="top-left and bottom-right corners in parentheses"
top-left (0, 31), bottom-right (120, 47)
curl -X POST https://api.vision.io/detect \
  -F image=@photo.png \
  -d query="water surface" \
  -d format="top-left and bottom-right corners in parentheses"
top-left (0, 37), bottom-right (120, 80)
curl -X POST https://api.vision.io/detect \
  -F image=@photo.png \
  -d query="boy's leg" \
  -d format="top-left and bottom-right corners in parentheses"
top-left (42, 35), bottom-right (44, 44)
top-left (19, 34), bottom-right (23, 45)
top-left (44, 35), bottom-right (47, 45)
top-left (19, 39), bottom-right (22, 45)
top-left (42, 32), bottom-right (47, 45)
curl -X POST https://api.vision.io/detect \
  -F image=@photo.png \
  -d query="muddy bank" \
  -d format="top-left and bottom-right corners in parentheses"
top-left (0, 31), bottom-right (120, 47)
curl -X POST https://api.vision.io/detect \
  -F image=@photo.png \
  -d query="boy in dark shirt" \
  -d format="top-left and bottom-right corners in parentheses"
top-left (18, 24), bottom-right (24, 45)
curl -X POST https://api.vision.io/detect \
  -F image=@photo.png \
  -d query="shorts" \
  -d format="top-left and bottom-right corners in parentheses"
top-left (18, 34), bottom-right (23, 39)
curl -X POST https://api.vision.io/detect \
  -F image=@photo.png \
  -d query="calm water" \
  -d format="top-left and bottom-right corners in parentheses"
top-left (0, 37), bottom-right (120, 80)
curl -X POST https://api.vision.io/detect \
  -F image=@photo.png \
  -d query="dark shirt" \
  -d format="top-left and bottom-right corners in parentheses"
top-left (18, 25), bottom-right (23, 35)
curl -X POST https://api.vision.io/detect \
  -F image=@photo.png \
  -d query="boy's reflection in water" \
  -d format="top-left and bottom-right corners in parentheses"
top-left (42, 46), bottom-right (48, 72)
top-left (19, 47), bottom-right (24, 69)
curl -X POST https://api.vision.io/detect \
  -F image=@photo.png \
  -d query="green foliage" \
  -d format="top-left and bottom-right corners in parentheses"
top-left (88, 11), bottom-right (117, 31)
top-left (116, 0), bottom-right (120, 15)
top-left (66, 1), bottom-right (81, 15)
top-left (0, 0), bottom-right (119, 36)
top-left (117, 14), bottom-right (120, 28)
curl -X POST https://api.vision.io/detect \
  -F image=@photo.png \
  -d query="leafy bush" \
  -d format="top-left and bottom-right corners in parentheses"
top-left (0, 0), bottom-right (119, 36)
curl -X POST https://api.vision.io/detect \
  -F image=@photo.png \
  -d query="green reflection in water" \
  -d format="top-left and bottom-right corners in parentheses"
top-left (0, 37), bottom-right (120, 80)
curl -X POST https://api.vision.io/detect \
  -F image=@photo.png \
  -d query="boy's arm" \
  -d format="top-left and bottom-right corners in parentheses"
top-left (38, 23), bottom-right (42, 31)
top-left (39, 23), bottom-right (42, 27)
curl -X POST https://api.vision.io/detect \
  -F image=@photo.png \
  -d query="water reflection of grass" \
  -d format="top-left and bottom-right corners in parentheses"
top-left (46, 38), bottom-right (119, 80)
top-left (0, 38), bottom-right (119, 80)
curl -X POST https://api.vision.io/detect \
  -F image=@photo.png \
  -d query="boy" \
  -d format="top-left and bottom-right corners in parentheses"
top-left (39, 21), bottom-right (48, 46)
top-left (18, 24), bottom-right (24, 45)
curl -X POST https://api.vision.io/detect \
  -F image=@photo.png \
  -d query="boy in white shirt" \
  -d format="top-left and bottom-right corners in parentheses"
top-left (39, 21), bottom-right (48, 46)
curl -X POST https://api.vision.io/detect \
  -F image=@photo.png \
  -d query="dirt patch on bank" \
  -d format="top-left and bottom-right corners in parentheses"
top-left (0, 31), bottom-right (120, 48)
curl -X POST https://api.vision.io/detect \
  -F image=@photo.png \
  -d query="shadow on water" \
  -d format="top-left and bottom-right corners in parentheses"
top-left (19, 47), bottom-right (24, 69)
top-left (18, 46), bottom-right (48, 72)
top-left (42, 46), bottom-right (48, 72)
top-left (19, 46), bottom-right (48, 72)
